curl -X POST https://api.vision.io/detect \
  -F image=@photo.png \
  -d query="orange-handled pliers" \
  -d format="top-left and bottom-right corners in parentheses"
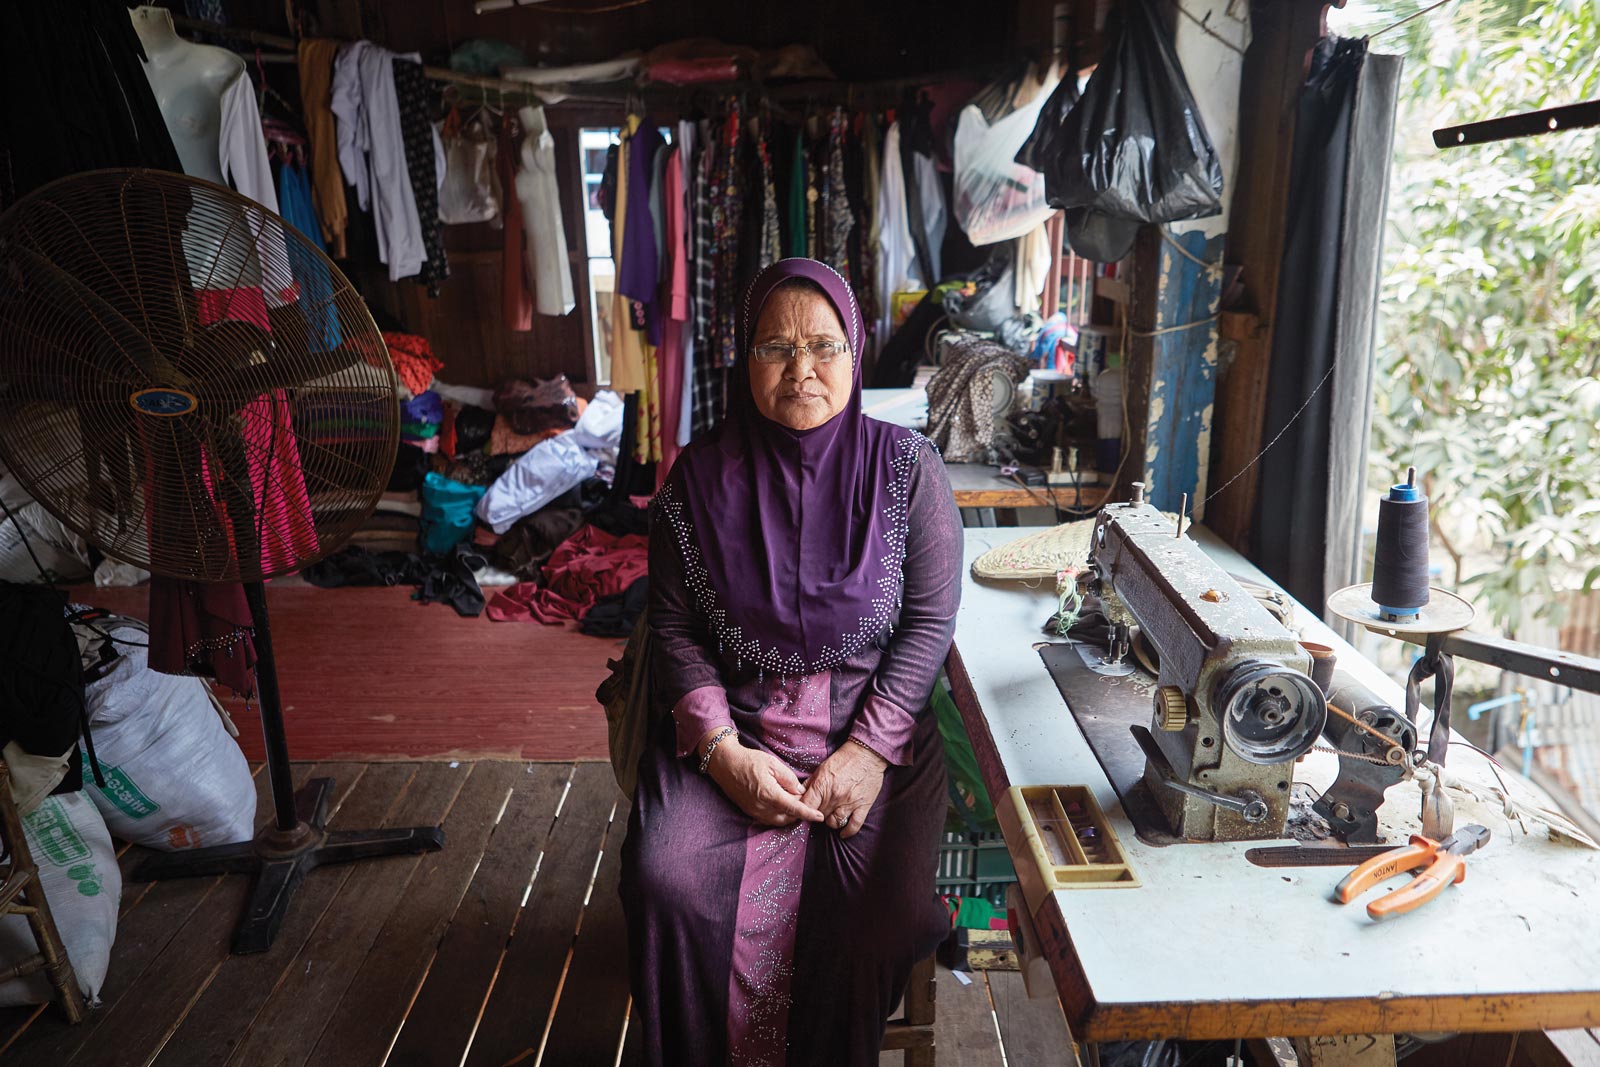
top-left (1334, 825), bottom-right (1491, 920)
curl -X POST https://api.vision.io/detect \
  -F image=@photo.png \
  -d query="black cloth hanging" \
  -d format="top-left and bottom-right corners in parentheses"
top-left (393, 57), bottom-right (449, 296)
top-left (0, 584), bottom-right (94, 796)
top-left (0, 0), bottom-right (184, 208)
top-left (1251, 37), bottom-right (1402, 618)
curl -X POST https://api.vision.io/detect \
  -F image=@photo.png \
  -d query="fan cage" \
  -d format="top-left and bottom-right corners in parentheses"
top-left (0, 169), bottom-right (400, 583)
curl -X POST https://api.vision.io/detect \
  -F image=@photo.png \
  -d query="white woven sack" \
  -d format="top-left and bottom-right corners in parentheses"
top-left (82, 619), bottom-right (255, 851)
top-left (0, 792), bottom-right (120, 1006)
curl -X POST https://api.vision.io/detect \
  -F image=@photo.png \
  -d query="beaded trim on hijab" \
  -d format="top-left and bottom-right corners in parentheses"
top-left (654, 430), bottom-right (931, 678)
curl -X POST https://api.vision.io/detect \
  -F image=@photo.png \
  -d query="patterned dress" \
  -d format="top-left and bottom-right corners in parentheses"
top-left (621, 436), bottom-right (961, 1066)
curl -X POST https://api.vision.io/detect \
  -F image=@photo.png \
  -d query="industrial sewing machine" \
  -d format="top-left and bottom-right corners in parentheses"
top-left (1085, 488), bottom-right (1328, 841)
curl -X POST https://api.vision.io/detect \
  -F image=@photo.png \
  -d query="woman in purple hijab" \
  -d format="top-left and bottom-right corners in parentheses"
top-left (621, 258), bottom-right (963, 1065)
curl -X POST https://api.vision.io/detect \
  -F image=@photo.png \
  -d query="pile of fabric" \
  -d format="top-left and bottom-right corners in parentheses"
top-left (924, 336), bottom-right (1032, 464)
top-left (307, 369), bottom-right (651, 632)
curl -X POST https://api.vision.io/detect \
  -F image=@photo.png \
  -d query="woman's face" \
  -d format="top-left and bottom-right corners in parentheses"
top-left (748, 287), bottom-right (854, 432)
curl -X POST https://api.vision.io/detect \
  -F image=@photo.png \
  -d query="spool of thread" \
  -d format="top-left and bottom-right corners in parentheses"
top-left (1370, 467), bottom-right (1431, 621)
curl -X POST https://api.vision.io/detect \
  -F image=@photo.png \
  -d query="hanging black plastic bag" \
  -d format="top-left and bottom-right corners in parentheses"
top-left (1013, 70), bottom-right (1080, 172)
top-left (1041, 0), bottom-right (1224, 260)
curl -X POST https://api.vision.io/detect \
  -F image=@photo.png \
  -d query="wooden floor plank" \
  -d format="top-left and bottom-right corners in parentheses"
top-left (384, 764), bottom-right (572, 1067)
top-left (539, 797), bottom-right (631, 1066)
top-left (66, 765), bottom-right (365, 1067)
top-left (303, 761), bottom-right (538, 1067)
top-left (932, 965), bottom-right (1005, 1067)
top-left (987, 968), bottom-right (1078, 1067)
top-left (462, 763), bottom-right (618, 1067)
top-left (221, 761), bottom-right (468, 1067)
top-left (3, 761), bottom-right (292, 1067)
top-left (149, 762), bottom-right (404, 1067)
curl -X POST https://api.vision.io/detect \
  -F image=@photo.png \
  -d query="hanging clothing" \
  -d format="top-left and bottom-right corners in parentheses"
top-left (874, 122), bottom-right (916, 348)
top-left (676, 120), bottom-right (698, 450)
top-left (856, 113), bottom-right (882, 352)
top-left (911, 150), bottom-right (947, 286)
top-left (710, 104), bottom-right (745, 369)
top-left (147, 578), bottom-right (257, 698)
top-left (498, 111), bottom-right (534, 331)
top-left (217, 72), bottom-right (296, 307)
top-left (392, 57), bottom-right (448, 296)
top-left (786, 129), bottom-right (808, 260)
top-left (275, 161), bottom-right (342, 349)
top-left (608, 117), bottom-right (649, 393)
top-left (296, 39), bottom-right (348, 258)
top-left (515, 105), bottom-right (576, 317)
top-left (758, 134), bottom-right (782, 270)
top-left (657, 144), bottom-right (689, 481)
top-left (822, 108), bottom-right (853, 279)
top-left (624, 259), bottom-right (961, 1066)
top-left (331, 42), bottom-right (430, 281)
top-left (619, 120), bottom-right (666, 325)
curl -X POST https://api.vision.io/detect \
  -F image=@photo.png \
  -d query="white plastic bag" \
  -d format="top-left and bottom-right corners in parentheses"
top-left (953, 67), bottom-right (1062, 246)
top-left (78, 616), bottom-right (256, 851)
top-left (438, 113), bottom-right (501, 225)
top-left (0, 792), bottom-right (120, 1006)
top-left (0, 468), bottom-right (91, 583)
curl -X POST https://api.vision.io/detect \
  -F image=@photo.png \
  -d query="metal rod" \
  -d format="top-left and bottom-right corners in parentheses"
top-left (1398, 630), bottom-right (1600, 697)
top-left (1435, 98), bottom-right (1600, 149)
top-left (243, 581), bottom-right (299, 832)
top-left (1368, 0), bottom-right (1456, 41)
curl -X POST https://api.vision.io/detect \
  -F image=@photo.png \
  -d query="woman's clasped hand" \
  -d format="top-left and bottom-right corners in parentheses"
top-left (701, 729), bottom-right (889, 837)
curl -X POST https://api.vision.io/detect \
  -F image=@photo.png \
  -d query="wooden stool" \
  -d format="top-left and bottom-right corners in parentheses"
top-left (881, 954), bottom-right (937, 1064)
top-left (0, 762), bottom-right (85, 1023)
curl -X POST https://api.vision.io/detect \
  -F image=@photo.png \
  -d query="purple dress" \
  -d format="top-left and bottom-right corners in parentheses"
top-left (620, 436), bottom-right (962, 1066)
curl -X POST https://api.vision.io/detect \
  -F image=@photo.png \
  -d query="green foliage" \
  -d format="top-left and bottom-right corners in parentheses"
top-left (1343, 0), bottom-right (1600, 633)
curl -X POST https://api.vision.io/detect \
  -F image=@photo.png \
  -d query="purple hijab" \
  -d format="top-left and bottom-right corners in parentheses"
top-left (661, 258), bottom-right (922, 677)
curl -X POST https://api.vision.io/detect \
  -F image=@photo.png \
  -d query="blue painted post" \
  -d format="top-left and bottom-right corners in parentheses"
top-left (1142, 229), bottom-right (1225, 514)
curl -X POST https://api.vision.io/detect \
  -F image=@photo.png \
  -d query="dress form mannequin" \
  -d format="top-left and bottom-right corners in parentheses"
top-left (130, 5), bottom-right (243, 184)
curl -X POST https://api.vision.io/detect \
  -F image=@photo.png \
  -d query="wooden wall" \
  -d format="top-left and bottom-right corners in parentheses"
top-left (351, 124), bottom-right (594, 389)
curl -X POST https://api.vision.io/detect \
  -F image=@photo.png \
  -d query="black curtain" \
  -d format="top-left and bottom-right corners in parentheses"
top-left (1251, 37), bottom-right (1402, 620)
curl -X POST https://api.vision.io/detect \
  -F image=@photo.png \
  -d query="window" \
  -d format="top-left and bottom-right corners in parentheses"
top-left (579, 128), bottom-right (619, 384)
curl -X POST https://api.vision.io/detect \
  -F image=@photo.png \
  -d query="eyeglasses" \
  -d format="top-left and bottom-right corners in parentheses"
top-left (750, 341), bottom-right (851, 365)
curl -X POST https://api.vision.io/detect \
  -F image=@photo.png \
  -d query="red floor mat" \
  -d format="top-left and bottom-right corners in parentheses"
top-left (69, 584), bottom-right (618, 762)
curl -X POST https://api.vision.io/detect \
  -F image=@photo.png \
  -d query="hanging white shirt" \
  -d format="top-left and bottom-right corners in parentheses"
top-left (874, 122), bottom-right (918, 348)
top-left (216, 72), bottom-right (295, 306)
top-left (330, 42), bottom-right (371, 210)
top-left (330, 41), bottom-right (429, 281)
top-left (514, 105), bottom-right (575, 317)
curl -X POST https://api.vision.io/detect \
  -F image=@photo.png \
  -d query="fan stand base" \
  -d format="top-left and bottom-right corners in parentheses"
top-left (129, 777), bottom-right (444, 955)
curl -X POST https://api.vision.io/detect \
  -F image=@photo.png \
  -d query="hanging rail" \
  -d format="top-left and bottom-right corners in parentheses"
top-left (174, 15), bottom-right (996, 110)
top-left (1434, 98), bottom-right (1600, 149)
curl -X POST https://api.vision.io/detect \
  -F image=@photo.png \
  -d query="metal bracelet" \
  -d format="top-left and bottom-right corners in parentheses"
top-left (847, 736), bottom-right (883, 760)
top-left (698, 726), bottom-right (737, 775)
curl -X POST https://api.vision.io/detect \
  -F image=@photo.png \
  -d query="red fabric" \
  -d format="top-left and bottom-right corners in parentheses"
top-left (147, 577), bottom-right (258, 697)
top-left (382, 332), bottom-right (445, 396)
top-left (499, 116), bottom-right (534, 333)
top-left (485, 526), bottom-right (647, 624)
top-left (439, 401), bottom-right (459, 456)
top-left (197, 287), bottom-right (270, 330)
top-left (646, 57), bottom-right (740, 86)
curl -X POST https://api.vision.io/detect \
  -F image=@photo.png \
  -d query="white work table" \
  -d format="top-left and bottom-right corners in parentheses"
top-left (947, 525), bottom-right (1600, 1042)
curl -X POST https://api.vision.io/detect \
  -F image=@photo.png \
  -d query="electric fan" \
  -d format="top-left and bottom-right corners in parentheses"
top-left (0, 169), bottom-right (443, 954)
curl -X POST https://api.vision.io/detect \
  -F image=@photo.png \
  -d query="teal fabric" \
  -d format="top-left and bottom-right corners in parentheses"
top-left (419, 472), bottom-right (486, 555)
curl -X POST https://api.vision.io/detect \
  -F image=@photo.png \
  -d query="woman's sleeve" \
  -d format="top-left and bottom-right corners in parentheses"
top-left (649, 505), bottom-right (735, 759)
top-left (849, 442), bottom-right (963, 766)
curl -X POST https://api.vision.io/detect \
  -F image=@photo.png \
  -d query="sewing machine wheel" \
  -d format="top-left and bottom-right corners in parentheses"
top-left (1215, 661), bottom-right (1327, 765)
